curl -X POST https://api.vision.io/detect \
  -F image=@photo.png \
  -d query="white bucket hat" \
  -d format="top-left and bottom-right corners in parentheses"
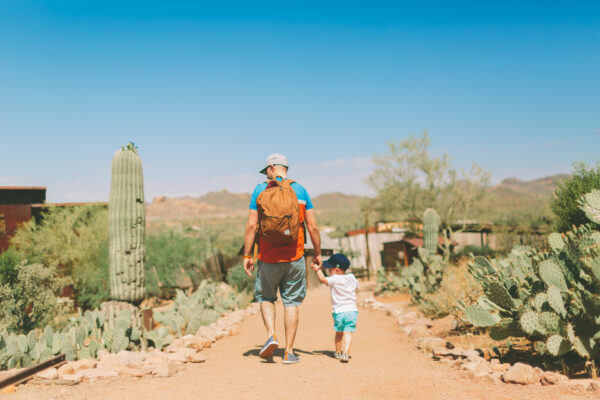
top-left (259, 153), bottom-right (289, 175)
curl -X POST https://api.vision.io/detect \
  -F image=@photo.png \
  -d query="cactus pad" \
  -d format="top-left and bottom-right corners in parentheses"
top-left (579, 189), bottom-right (600, 224)
top-left (547, 286), bottom-right (567, 317)
top-left (520, 311), bottom-right (545, 335)
top-left (484, 282), bottom-right (514, 310)
top-left (538, 260), bottom-right (568, 292)
top-left (547, 335), bottom-right (571, 356)
top-left (538, 312), bottom-right (561, 334)
top-left (463, 305), bottom-right (501, 327)
top-left (548, 233), bottom-right (565, 253)
top-left (533, 292), bottom-right (548, 311)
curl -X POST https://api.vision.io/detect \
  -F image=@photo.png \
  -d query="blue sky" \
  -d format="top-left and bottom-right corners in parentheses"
top-left (1, 1), bottom-right (598, 202)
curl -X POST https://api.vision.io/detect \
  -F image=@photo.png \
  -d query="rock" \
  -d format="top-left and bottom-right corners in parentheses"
top-left (565, 380), bottom-right (588, 391)
top-left (120, 367), bottom-right (145, 377)
top-left (163, 349), bottom-right (189, 363)
top-left (187, 352), bottom-right (206, 363)
top-left (36, 367), bottom-right (59, 380)
top-left (433, 347), bottom-right (464, 359)
top-left (407, 325), bottom-right (432, 339)
top-left (541, 371), bottom-right (568, 385)
top-left (478, 372), bottom-right (502, 385)
top-left (116, 351), bottom-right (146, 366)
top-left (1, 385), bottom-right (16, 394)
top-left (181, 335), bottom-right (208, 351)
top-left (472, 361), bottom-right (493, 378)
top-left (502, 362), bottom-right (540, 385)
top-left (61, 373), bottom-right (84, 384)
top-left (463, 349), bottom-right (483, 361)
top-left (462, 359), bottom-right (491, 377)
top-left (491, 362), bottom-right (511, 373)
top-left (146, 362), bottom-right (178, 378)
top-left (78, 368), bottom-right (118, 381)
top-left (97, 350), bottom-right (111, 361)
top-left (588, 381), bottom-right (600, 392)
top-left (58, 363), bottom-right (75, 378)
top-left (195, 326), bottom-right (218, 342)
top-left (416, 337), bottom-right (446, 352)
top-left (414, 317), bottom-right (433, 328)
top-left (398, 311), bottom-right (418, 325)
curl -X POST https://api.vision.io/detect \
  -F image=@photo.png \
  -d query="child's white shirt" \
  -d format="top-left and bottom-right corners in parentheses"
top-left (325, 273), bottom-right (359, 314)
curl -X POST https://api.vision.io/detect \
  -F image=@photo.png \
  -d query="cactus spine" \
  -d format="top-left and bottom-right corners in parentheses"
top-left (423, 208), bottom-right (440, 257)
top-left (109, 142), bottom-right (146, 304)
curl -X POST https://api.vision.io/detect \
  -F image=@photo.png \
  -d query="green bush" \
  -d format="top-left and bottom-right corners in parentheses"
top-left (454, 245), bottom-right (495, 260)
top-left (551, 162), bottom-right (600, 232)
top-left (226, 264), bottom-right (255, 294)
top-left (145, 230), bottom-right (214, 297)
top-left (11, 205), bottom-right (110, 309)
top-left (0, 260), bottom-right (70, 334)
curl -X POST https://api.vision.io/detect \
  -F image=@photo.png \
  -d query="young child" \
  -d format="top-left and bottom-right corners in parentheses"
top-left (314, 253), bottom-right (359, 363)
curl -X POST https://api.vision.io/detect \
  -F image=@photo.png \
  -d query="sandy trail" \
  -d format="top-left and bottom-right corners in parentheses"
top-left (10, 284), bottom-right (594, 400)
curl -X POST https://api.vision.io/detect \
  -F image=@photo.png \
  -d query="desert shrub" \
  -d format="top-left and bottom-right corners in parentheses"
top-left (145, 230), bottom-right (214, 297)
top-left (454, 245), bottom-right (495, 260)
top-left (0, 247), bottom-right (24, 285)
top-left (551, 162), bottom-right (600, 232)
top-left (226, 263), bottom-right (255, 294)
top-left (374, 270), bottom-right (404, 296)
top-left (10, 205), bottom-right (109, 309)
top-left (153, 280), bottom-right (243, 336)
top-left (0, 260), bottom-right (70, 334)
top-left (419, 262), bottom-right (481, 319)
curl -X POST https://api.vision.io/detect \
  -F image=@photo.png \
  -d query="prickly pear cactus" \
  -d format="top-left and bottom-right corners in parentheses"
top-left (578, 189), bottom-right (600, 224)
top-left (423, 208), bottom-right (440, 257)
top-left (109, 142), bottom-right (146, 304)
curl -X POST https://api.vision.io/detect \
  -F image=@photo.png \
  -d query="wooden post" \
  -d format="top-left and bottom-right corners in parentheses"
top-left (364, 215), bottom-right (371, 280)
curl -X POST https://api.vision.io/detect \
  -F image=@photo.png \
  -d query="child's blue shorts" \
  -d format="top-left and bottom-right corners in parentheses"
top-left (332, 311), bottom-right (358, 332)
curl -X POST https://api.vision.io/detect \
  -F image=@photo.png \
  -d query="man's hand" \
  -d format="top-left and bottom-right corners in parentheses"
top-left (243, 257), bottom-right (255, 277)
top-left (311, 254), bottom-right (322, 271)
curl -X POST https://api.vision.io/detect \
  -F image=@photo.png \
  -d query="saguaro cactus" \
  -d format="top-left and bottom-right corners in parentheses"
top-left (109, 142), bottom-right (146, 304)
top-left (423, 208), bottom-right (440, 257)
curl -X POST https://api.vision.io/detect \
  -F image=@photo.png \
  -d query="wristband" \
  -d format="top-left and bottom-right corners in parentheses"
top-left (243, 255), bottom-right (252, 259)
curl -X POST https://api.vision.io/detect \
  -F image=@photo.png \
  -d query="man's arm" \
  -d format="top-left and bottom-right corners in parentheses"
top-left (243, 210), bottom-right (258, 277)
top-left (314, 267), bottom-right (329, 286)
top-left (305, 208), bottom-right (322, 268)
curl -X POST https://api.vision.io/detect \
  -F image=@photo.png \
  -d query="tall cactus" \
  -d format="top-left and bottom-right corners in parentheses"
top-left (423, 208), bottom-right (440, 257)
top-left (109, 142), bottom-right (145, 304)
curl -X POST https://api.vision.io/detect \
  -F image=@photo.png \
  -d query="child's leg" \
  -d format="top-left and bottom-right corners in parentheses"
top-left (335, 331), bottom-right (343, 353)
top-left (343, 332), bottom-right (353, 354)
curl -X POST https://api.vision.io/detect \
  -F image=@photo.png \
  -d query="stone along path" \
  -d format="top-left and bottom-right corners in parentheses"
top-left (9, 284), bottom-right (595, 400)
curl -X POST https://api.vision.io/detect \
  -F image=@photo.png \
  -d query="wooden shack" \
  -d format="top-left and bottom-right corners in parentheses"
top-left (0, 187), bottom-right (46, 252)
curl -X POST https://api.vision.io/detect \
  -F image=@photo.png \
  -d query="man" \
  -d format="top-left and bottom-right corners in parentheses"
top-left (243, 153), bottom-right (322, 364)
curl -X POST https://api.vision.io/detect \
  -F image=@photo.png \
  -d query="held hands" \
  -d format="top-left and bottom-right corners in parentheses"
top-left (243, 256), bottom-right (254, 277)
top-left (310, 255), bottom-right (323, 271)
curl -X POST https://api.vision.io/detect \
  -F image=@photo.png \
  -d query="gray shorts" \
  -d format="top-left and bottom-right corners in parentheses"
top-left (254, 257), bottom-right (306, 307)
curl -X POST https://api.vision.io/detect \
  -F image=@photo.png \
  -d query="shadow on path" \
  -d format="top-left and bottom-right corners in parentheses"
top-left (243, 346), bottom-right (314, 362)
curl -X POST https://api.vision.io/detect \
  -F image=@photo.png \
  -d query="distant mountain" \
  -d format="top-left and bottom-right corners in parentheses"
top-left (312, 192), bottom-right (366, 213)
top-left (147, 174), bottom-right (569, 222)
top-left (483, 174), bottom-right (570, 219)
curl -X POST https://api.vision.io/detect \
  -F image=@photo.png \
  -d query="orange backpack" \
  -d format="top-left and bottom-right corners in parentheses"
top-left (256, 179), bottom-right (300, 245)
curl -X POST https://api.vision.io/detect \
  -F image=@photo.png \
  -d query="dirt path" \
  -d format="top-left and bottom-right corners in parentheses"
top-left (9, 284), bottom-right (596, 400)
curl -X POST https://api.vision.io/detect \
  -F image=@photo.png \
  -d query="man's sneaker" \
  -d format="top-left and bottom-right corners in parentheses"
top-left (259, 335), bottom-right (278, 359)
top-left (340, 353), bottom-right (349, 363)
top-left (283, 351), bottom-right (300, 364)
top-left (334, 352), bottom-right (342, 360)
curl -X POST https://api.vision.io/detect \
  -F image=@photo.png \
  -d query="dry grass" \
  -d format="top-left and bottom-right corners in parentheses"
top-left (418, 260), bottom-right (482, 319)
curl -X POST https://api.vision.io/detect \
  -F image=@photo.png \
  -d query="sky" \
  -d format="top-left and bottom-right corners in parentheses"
top-left (1, 1), bottom-right (599, 203)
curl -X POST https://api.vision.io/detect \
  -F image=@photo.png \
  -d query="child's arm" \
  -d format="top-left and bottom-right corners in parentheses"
top-left (314, 267), bottom-right (329, 286)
